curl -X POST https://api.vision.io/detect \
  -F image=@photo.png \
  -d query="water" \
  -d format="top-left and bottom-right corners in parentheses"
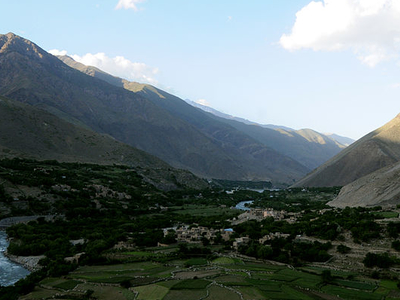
top-left (235, 200), bottom-right (254, 211)
top-left (0, 231), bottom-right (30, 286)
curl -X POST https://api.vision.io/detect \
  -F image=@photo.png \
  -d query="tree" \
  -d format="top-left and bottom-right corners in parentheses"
top-left (337, 244), bottom-right (351, 254)
top-left (363, 252), bottom-right (394, 268)
top-left (321, 270), bottom-right (333, 283)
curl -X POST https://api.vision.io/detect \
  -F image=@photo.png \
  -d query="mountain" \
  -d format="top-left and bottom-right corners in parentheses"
top-left (210, 121), bottom-right (346, 171)
top-left (57, 54), bottom-right (345, 171)
top-left (324, 133), bottom-right (354, 147)
top-left (293, 113), bottom-right (400, 187)
top-left (187, 100), bottom-right (293, 131)
top-left (0, 32), bottom-right (309, 184)
top-left (181, 99), bottom-right (347, 170)
top-left (328, 161), bottom-right (400, 208)
top-left (186, 100), bottom-right (349, 169)
top-left (0, 95), bottom-right (207, 190)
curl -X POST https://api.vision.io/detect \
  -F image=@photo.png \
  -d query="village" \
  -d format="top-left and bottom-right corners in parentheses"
top-left (158, 206), bottom-right (306, 250)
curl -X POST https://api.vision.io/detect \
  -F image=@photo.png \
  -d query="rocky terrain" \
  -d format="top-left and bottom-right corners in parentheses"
top-left (328, 161), bottom-right (400, 208)
top-left (293, 113), bottom-right (400, 187)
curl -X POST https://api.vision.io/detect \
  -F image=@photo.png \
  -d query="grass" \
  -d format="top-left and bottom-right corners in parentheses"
top-left (134, 284), bottom-right (169, 300)
top-left (236, 286), bottom-right (268, 300)
top-left (247, 279), bottom-right (282, 292)
top-left (185, 258), bottom-right (208, 266)
top-left (322, 285), bottom-right (382, 300)
top-left (207, 284), bottom-right (242, 300)
top-left (75, 283), bottom-right (133, 300)
top-left (163, 289), bottom-right (207, 300)
top-left (258, 285), bottom-right (312, 300)
top-left (171, 279), bottom-right (211, 290)
top-left (371, 211), bottom-right (399, 218)
top-left (334, 279), bottom-right (376, 291)
top-left (212, 257), bottom-right (236, 265)
top-left (19, 287), bottom-right (59, 300)
top-left (215, 275), bottom-right (249, 284)
top-left (123, 251), bottom-right (154, 257)
top-left (53, 279), bottom-right (81, 290)
top-left (25, 255), bottom-right (400, 300)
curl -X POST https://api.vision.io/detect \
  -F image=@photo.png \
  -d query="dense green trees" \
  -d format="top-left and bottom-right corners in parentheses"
top-left (363, 253), bottom-right (395, 268)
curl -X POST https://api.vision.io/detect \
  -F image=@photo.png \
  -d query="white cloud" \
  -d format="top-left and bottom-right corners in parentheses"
top-left (49, 50), bottom-right (159, 85)
top-left (115, 0), bottom-right (146, 11)
top-left (279, 0), bottom-right (400, 67)
top-left (195, 99), bottom-right (211, 107)
top-left (49, 49), bottom-right (68, 56)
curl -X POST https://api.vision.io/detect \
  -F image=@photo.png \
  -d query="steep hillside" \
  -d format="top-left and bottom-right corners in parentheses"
top-left (0, 96), bottom-right (207, 190)
top-left (293, 113), bottom-right (400, 187)
top-left (328, 162), bottom-right (400, 208)
top-left (57, 55), bottom-right (343, 172)
top-left (0, 33), bottom-right (308, 183)
top-left (58, 56), bottom-right (343, 171)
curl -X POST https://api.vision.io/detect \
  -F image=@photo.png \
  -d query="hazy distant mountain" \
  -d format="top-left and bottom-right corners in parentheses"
top-left (0, 96), bottom-right (207, 190)
top-left (324, 133), bottom-right (355, 146)
top-left (183, 100), bottom-right (346, 170)
top-left (0, 33), bottom-right (308, 184)
top-left (293, 113), bottom-right (400, 187)
top-left (187, 100), bottom-right (293, 131)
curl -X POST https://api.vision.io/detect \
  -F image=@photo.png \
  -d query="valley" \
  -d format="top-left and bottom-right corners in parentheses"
top-left (1, 31), bottom-right (400, 300)
top-left (1, 159), bottom-right (400, 299)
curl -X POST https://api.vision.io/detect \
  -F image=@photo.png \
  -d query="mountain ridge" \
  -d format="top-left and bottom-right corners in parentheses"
top-left (293, 113), bottom-right (400, 187)
top-left (0, 33), bottom-right (309, 184)
top-left (0, 95), bottom-right (207, 190)
top-left (56, 54), bottom-right (346, 171)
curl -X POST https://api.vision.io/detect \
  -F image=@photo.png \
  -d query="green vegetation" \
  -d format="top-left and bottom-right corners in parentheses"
top-left (171, 279), bottom-right (210, 290)
top-left (1, 159), bottom-right (400, 299)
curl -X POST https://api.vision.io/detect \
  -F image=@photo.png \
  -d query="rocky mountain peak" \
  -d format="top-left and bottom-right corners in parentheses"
top-left (0, 32), bottom-right (46, 60)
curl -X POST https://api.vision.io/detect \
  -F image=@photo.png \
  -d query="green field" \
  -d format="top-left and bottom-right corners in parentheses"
top-left (18, 254), bottom-right (400, 300)
top-left (134, 284), bottom-right (169, 300)
top-left (371, 211), bottom-right (399, 218)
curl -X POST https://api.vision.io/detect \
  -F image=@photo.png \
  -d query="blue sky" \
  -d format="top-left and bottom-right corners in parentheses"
top-left (2, 0), bottom-right (400, 140)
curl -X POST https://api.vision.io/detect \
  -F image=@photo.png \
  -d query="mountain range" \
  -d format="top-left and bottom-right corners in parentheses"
top-left (293, 113), bottom-right (400, 188)
top-left (287, 112), bottom-right (400, 207)
top-left (56, 52), bottom-right (348, 173)
top-left (0, 32), bottom-right (351, 185)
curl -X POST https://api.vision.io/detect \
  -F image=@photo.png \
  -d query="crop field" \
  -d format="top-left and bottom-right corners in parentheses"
top-left (133, 284), bottom-right (169, 300)
top-left (20, 255), bottom-right (400, 300)
top-left (371, 211), bottom-right (399, 218)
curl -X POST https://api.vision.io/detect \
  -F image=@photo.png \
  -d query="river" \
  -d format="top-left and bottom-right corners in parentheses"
top-left (235, 200), bottom-right (254, 211)
top-left (0, 231), bottom-right (30, 287)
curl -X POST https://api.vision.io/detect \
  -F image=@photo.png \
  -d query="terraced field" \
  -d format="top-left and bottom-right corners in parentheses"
top-left (19, 256), bottom-right (400, 300)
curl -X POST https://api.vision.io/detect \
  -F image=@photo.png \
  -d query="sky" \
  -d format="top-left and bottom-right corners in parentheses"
top-left (2, 0), bottom-right (400, 140)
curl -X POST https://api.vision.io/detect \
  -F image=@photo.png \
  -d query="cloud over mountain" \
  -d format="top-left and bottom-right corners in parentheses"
top-left (49, 49), bottom-right (158, 84)
top-left (279, 0), bottom-right (400, 67)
